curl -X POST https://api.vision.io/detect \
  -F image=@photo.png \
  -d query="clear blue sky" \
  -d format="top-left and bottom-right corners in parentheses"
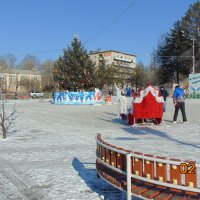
top-left (0, 0), bottom-right (197, 66)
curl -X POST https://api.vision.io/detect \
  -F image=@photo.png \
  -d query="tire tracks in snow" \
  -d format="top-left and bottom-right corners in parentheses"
top-left (0, 156), bottom-right (49, 200)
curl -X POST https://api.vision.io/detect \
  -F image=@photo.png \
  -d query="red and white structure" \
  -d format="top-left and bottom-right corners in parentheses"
top-left (128, 85), bottom-right (164, 125)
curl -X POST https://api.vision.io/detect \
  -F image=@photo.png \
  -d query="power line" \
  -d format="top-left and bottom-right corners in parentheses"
top-left (23, 49), bottom-right (63, 56)
top-left (36, 0), bottom-right (139, 54)
top-left (83, 0), bottom-right (139, 44)
top-left (1, 0), bottom-right (139, 57)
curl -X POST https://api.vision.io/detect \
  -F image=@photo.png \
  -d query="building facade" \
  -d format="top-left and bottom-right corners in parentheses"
top-left (89, 50), bottom-right (136, 87)
top-left (0, 68), bottom-right (42, 93)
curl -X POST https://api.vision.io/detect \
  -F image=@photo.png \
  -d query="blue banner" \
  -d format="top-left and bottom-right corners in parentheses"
top-left (52, 90), bottom-right (102, 105)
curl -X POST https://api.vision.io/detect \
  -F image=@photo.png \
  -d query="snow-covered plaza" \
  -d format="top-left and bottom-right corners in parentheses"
top-left (0, 98), bottom-right (200, 200)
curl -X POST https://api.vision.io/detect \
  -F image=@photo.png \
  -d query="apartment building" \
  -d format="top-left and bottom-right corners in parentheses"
top-left (89, 50), bottom-right (136, 87)
top-left (0, 68), bottom-right (42, 93)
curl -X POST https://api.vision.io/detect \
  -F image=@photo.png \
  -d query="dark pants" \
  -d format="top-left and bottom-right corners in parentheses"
top-left (173, 102), bottom-right (187, 122)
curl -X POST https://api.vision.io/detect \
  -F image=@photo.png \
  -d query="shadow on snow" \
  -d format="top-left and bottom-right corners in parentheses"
top-left (72, 157), bottom-right (126, 200)
top-left (98, 117), bottom-right (200, 149)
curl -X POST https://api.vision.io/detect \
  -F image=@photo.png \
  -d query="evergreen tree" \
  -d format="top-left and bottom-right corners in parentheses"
top-left (156, 1), bottom-right (200, 83)
top-left (145, 58), bottom-right (157, 85)
top-left (156, 21), bottom-right (191, 84)
top-left (130, 61), bottom-right (146, 88)
top-left (181, 1), bottom-right (200, 73)
top-left (92, 58), bottom-right (106, 89)
top-left (92, 57), bottom-right (118, 89)
top-left (53, 36), bottom-right (95, 91)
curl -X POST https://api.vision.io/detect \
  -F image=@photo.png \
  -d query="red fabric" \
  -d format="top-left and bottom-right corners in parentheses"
top-left (133, 92), bottom-right (163, 119)
top-left (128, 113), bottom-right (134, 125)
top-left (95, 92), bottom-right (101, 101)
top-left (106, 95), bottom-right (112, 102)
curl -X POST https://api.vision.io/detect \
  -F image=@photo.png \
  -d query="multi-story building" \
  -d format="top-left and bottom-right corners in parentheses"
top-left (0, 68), bottom-right (42, 93)
top-left (89, 50), bottom-right (136, 87)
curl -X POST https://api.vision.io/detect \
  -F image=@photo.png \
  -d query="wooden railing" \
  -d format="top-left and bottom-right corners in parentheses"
top-left (96, 133), bottom-right (200, 200)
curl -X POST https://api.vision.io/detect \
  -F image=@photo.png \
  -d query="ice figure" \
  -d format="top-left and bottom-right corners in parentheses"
top-left (72, 96), bottom-right (76, 102)
top-left (82, 95), bottom-right (86, 103)
top-left (94, 88), bottom-right (101, 102)
top-left (60, 95), bottom-right (64, 103)
top-left (57, 95), bottom-right (62, 103)
top-left (77, 96), bottom-right (81, 102)
top-left (90, 94), bottom-right (94, 101)
top-left (65, 94), bottom-right (69, 102)
top-left (116, 87), bottom-right (121, 101)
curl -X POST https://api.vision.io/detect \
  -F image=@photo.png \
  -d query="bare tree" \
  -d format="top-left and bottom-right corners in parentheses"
top-left (0, 57), bottom-right (8, 69)
top-left (20, 55), bottom-right (40, 70)
top-left (20, 78), bottom-right (40, 92)
top-left (0, 101), bottom-right (16, 139)
top-left (40, 60), bottom-right (54, 90)
top-left (4, 54), bottom-right (17, 68)
top-left (0, 54), bottom-right (17, 69)
top-left (0, 81), bottom-right (16, 139)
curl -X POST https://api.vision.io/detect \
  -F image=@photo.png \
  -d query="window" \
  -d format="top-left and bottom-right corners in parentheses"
top-left (20, 76), bottom-right (25, 80)
top-left (12, 75), bottom-right (16, 81)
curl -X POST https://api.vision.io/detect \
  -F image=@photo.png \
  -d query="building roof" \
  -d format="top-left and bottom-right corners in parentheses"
top-left (0, 68), bottom-right (41, 75)
top-left (89, 50), bottom-right (136, 57)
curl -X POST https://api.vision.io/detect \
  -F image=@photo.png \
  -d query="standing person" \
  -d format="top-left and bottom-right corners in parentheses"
top-left (108, 89), bottom-right (113, 96)
top-left (131, 88), bottom-right (136, 98)
top-left (117, 91), bottom-right (127, 118)
top-left (116, 87), bottom-right (121, 101)
top-left (127, 87), bottom-right (131, 97)
top-left (135, 88), bottom-right (140, 97)
top-left (172, 83), bottom-right (188, 124)
top-left (159, 86), bottom-right (169, 112)
top-left (139, 87), bottom-right (144, 96)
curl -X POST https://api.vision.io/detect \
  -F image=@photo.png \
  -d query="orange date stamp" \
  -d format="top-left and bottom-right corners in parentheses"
top-left (179, 163), bottom-right (196, 174)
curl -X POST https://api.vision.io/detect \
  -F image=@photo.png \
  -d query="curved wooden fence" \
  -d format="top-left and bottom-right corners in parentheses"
top-left (96, 133), bottom-right (200, 200)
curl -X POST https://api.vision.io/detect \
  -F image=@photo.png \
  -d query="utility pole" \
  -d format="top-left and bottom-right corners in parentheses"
top-left (153, 56), bottom-right (156, 85)
top-left (176, 43), bottom-right (179, 84)
top-left (181, 30), bottom-right (197, 74)
top-left (192, 36), bottom-right (195, 74)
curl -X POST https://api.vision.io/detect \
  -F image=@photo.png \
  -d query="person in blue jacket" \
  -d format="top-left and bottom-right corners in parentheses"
top-left (172, 83), bottom-right (188, 124)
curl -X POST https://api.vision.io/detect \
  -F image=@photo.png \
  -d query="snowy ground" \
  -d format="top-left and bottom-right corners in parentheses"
top-left (0, 97), bottom-right (199, 200)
